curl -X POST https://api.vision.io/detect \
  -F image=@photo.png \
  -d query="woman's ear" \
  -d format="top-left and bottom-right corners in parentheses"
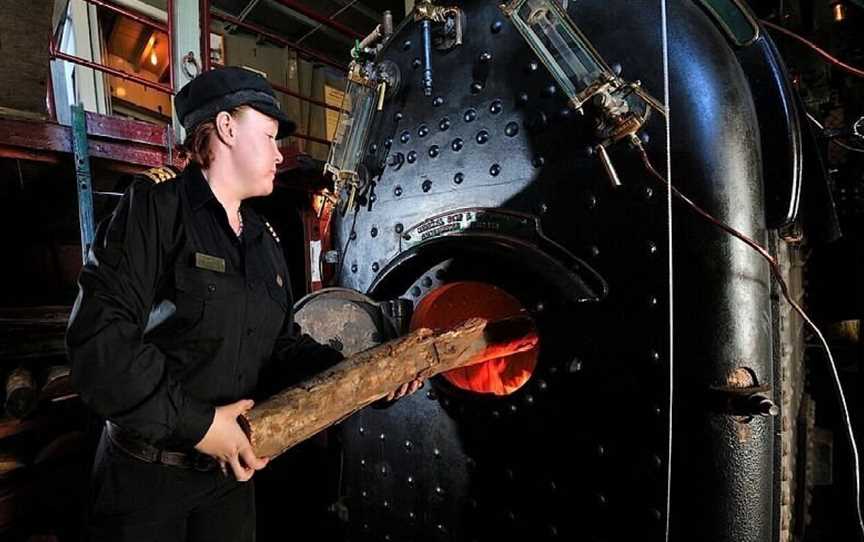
top-left (214, 111), bottom-right (235, 147)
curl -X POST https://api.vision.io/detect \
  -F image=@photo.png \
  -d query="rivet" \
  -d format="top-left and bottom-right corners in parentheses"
top-left (422, 276), bottom-right (433, 287)
top-left (361, 490), bottom-right (368, 498)
top-left (527, 61), bottom-right (539, 73)
top-left (433, 448), bottom-right (441, 457)
top-left (476, 130), bottom-right (490, 144)
top-left (409, 511), bottom-right (416, 520)
top-left (652, 454), bottom-right (663, 470)
top-left (479, 52), bottom-right (492, 63)
top-left (418, 125), bottom-right (429, 138)
top-left (559, 107), bottom-right (573, 120)
top-left (647, 241), bottom-right (658, 255)
top-left (368, 143), bottom-right (378, 154)
top-left (471, 82), bottom-right (484, 94)
top-left (530, 110), bottom-right (548, 130)
top-left (400, 130), bottom-right (411, 143)
top-left (464, 108), bottom-right (477, 122)
top-left (649, 350), bottom-right (661, 364)
top-left (596, 444), bottom-right (606, 457)
top-left (394, 111), bottom-right (403, 122)
top-left (437, 524), bottom-right (446, 533)
top-left (381, 465), bottom-right (387, 474)
top-left (404, 440), bottom-right (412, 449)
top-left (612, 63), bottom-right (623, 75)
top-left (544, 84), bottom-right (557, 96)
top-left (429, 145), bottom-right (440, 158)
top-left (422, 179), bottom-right (432, 192)
top-left (532, 155), bottom-right (545, 168)
top-left (351, 264), bottom-right (358, 273)
top-left (451, 138), bottom-right (464, 151)
top-left (586, 194), bottom-right (598, 209)
top-left (412, 58), bottom-right (421, 69)
top-left (384, 138), bottom-right (393, 149)
top-left (509, 404), bottom-right (518, 413)
top-left (653, 404), bottom-right (663, 417)
top-left (394, 185), bottom-right (403, 197)
top-left (406, 151), bottom-right (417, 163)
top-left (642, 186), bottom-right (654, 200)
top-left (439, 117), bottom-right (450, 131)
top-left (435, 486), bottom-right (444, 495)
top-left (454, 172), bottom-right (464, 184)
top-left (402, 40), bottom-right (411, 50)
top-left (489, 99), bottom-right (503, 115)
top-left (524, 394), bottom-right (534, 405)
top-left (640, 132), bottom-right (651, 145)
top-left (585, 146), bottom-right (596, 157)
top-left (517, 92), bottom-right (529, 105)
top-left (411, 286), bottom-right (421, 297)
top-left (379, 433), bottom-right (386, 441)
top-left (505, 122), bottom-right (519, 137)
top-left (491, 20), bottom-right (503, 33)
top-left (372, 262), bottom-right (380, 272)
top-left (370, 193), bottom-right (377, 203)
top-left (587, 245), bottom-right (600, 258)
top-left (407, 475), bottom-right (415, 484)
top-left (370, 226), bottom-right (378, 237)
top-left (359, 426), bottom-right (365, 434)
top-left (492, 410), bottom-right (501, 418)
top-left (208, 283), bottom-right (216, 293)
top-left (569, 357), bottom-right (583, 373)
top-left (596, 493), bottom-right (608, 506)
top-left (395, 223), bottom-right (404, 234)
top-left (536, 379), bottom-right (548, 391)
top-left (360, 458), bottom-right (366, 465)
top-left (433, 96), bottom-right (445, 107)
top-left (648, 296), bottom-right (659, 308)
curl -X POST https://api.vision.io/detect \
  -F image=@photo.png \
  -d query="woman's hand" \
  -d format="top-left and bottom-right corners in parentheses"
top-left (386, 378), bottom-right (425, 402)
top-left (194, 399), bottom-right (269, 481)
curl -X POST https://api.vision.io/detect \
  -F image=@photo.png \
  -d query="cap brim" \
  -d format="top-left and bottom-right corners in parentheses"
top-left (248, 101), bottom-right (297, 139)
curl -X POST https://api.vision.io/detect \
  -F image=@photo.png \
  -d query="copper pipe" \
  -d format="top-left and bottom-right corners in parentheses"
top-left (211, 11), bottom-right (346, 72)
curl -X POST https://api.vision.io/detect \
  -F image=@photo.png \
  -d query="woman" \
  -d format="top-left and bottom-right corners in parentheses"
top-left (66, 66), bottom-right (421, 542)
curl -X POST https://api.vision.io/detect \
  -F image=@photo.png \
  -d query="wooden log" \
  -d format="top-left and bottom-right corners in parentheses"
top-left (4, 368), bottom-right (38, 420)
top-left (240, 316), bottom-right (538, 459)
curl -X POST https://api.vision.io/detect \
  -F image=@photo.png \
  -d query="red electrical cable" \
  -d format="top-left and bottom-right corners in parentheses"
top-left (761, 19), bottom-right (864, 79)
top-left (637, 144), bottom-right (864, 538)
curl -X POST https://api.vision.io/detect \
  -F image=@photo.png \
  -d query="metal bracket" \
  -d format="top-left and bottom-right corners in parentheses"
top-left (71, 104), bottom-right (96, 263)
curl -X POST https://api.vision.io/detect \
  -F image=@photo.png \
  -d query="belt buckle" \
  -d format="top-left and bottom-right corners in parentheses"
top-left (192, 453), bottom-right (214, 472)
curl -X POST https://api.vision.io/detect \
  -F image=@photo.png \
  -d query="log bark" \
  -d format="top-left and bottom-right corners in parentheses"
top-left (240, 316), bottom-right (538, 458)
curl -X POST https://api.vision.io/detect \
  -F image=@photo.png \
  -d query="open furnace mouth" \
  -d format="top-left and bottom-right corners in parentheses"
top-left (410, 281), bottom-right (539, 395)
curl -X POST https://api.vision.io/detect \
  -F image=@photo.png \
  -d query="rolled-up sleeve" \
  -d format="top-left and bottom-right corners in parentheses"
top-left (66, 179), bottom-right (214, 448)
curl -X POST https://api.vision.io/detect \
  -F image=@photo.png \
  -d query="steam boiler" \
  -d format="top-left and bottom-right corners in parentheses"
top-left (293, 1), bottom-right (829, 540)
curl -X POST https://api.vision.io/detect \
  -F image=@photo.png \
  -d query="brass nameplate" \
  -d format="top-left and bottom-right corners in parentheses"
top-left (194, 252), bottom-right (226, 273)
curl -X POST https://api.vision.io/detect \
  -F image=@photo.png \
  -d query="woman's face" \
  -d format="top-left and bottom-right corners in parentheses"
top-left (229, 107), bottom-right (283, 198)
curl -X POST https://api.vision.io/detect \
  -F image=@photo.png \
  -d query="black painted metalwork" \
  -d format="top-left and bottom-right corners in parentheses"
top-left (305, 1), bottom-right (800, 540)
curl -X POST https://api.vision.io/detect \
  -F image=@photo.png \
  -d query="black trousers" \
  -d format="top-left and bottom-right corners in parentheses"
top-left (86, 430), bottom-right (255, 542)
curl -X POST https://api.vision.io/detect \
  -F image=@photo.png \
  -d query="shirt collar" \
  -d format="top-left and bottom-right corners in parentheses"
top-left (185, 164), bottom-right (265, 241)
top-left (185, 163), bottom-right (216, 211)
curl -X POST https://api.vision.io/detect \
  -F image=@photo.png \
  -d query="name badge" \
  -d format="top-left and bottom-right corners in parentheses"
top-left (194, 252), bottom-right (226, 273)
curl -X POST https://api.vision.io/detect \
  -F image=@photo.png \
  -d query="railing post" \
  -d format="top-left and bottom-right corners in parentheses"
top-left (170, 0), bottom-right (203, 142)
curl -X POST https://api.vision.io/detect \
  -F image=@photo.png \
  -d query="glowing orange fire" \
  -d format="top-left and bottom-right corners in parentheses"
top-left (410, 281), bottom-right (539, 395)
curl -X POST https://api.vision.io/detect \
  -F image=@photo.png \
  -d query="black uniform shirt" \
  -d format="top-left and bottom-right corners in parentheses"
top-left (66, 164), bottom-right (342, 450)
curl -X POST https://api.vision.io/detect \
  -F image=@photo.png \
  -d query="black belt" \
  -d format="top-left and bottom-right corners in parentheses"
top-left (105, 421), bottom-right (218, 472)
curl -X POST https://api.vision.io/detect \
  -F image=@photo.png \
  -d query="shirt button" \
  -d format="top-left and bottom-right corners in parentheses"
top-left (207, 283), bottom-right (216, 293)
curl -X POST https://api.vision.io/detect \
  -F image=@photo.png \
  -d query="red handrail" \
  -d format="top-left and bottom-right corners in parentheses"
top-left (271, 0), bottom-right (363, 40)
top-left (210, 11), bottom-right (346, 72)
